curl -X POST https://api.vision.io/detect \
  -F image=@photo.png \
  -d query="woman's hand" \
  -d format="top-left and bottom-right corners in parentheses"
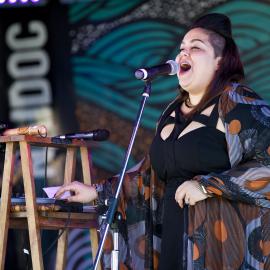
top-left (54, 181), bottom-right (98, 203)
top-left (175, 180), bottom-right (208, 208)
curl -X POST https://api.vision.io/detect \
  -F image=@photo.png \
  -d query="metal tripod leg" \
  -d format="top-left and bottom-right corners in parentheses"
top-left (111, 212), bottom-right (122, 270)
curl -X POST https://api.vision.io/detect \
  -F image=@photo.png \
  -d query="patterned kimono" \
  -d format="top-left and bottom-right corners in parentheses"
top-left (97, 83), bottom-right (270, 270)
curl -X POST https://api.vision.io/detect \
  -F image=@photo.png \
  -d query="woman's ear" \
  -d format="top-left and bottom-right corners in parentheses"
top-left (215, 56), bottom-right (222, 70)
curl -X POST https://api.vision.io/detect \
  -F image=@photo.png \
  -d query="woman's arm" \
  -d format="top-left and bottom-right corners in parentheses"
top-left (195, 84), bottom-right (270, 207)
top-left (54, 156), bottom-right (152, 205)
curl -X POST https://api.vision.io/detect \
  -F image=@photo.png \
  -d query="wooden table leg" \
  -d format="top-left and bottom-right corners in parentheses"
top-left (80, 147), bottom-right (101, 270)
top-left (55, 231), bottom-right (68, 270)
top-left (80, 147), bottom-right (92, 185)
top-left (0, 142), bottom-right (15, 270)
top-left (20, 141), bottom-right (44, 270)
top-left (55, 147), bottom-right (76, 270)
top-left (63, 147), bottom-right (77, 184)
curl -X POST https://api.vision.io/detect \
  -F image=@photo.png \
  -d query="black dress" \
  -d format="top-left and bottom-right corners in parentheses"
top-left (149, 98), bottom-right (231, 270)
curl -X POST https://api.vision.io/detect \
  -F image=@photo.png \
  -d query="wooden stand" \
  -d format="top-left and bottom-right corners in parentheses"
top-left (0, 135), bottom-right (101, 270)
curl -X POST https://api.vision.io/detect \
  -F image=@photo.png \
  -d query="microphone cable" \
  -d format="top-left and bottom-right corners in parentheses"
top-left (43, 146), bottom-right (48, 197)
top-left (23, 139), bottom-right (72, 269)
top-left (41, 144), bottom-right (71, 259)
top-left (23, 210), bottom-right (72, 270)
top-left (42, 210), bottom-right (71, 258)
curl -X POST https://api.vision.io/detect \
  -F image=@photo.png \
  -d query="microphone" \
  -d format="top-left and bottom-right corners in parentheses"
top-left (54, 129), bottom-right (110, 141)
top-left (134, 60), bottom-right (179, 80)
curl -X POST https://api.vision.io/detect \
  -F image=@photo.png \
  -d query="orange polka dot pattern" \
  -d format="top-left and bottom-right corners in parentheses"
top-left (97, 85), bottom-right (270, 269)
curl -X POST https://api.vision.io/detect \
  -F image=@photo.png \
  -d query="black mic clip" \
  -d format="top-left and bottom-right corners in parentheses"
top-left (51, 137), bottom-right (72, 145)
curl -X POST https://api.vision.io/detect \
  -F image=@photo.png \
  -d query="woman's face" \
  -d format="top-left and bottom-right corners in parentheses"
top-left (175, 27), bottom-right (222, 96)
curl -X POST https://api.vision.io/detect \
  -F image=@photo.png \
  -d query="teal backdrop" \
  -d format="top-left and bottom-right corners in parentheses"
top-left (68, 0), bottom-right (270, 179)
top-left (4, 1), bottom-right (270, 270)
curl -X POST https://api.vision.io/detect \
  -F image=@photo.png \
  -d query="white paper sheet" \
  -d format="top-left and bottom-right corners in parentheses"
top-left (43, 186), bottom-right (71, 200)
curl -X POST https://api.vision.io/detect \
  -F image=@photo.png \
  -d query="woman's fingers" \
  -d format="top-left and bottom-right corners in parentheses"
top-left (54, 186), bottom-right (69, 199)
top-left (54, 181), bottom-right (80, 199)
top-left (66, 193), bottom-right (80, 202)
top-left (175, 180), bottom-right (208, 208)
top-left (184, 196), bottom-right (190, 205)
top-left (54, 181), bottom-right (98, 203)
top-left (175, 182), bottom-right (188, 208)
top-left (175, 186), bottom-right (186, 208)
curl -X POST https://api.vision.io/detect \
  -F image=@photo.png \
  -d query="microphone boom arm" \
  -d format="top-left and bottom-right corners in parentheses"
top-left (92, 81), bottom-right (152, 270)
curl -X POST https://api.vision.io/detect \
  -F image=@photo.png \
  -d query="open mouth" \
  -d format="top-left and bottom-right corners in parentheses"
top-left (180, 62), bottom-right (191, 74)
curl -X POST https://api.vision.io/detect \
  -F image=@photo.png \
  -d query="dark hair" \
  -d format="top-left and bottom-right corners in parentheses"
top-left (179, 14), bottom-right (245, 116)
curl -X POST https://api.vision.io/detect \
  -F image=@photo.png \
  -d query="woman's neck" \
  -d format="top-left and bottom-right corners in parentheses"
top-left (188, 93), bottom-right (204, 106)
top-left (181, 92), bottom-right (205, 115)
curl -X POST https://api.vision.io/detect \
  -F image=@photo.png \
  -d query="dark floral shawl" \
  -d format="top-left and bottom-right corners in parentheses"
top-left (97, 83), bottom-right (270, 270)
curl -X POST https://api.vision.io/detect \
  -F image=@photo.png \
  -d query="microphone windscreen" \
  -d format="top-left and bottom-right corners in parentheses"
top-left (94, 129), bottom-right (110, 141)
top-left (166, 60), bottom-right (179, 75)
top-left (134, 70), bottom-right (145, 80)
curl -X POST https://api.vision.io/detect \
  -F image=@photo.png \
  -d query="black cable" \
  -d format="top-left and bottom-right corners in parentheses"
top-left (39, 145), bottom-right (49, 259)
top-left (38, 128), bottom-right (47, 138)
top-left (43, 146), bottom-right (49, 197)
top-left (23, 247), bottom-right (31, 270)
top-left (43, 210), bottom-right (71, 257)
top-left (23, 209), bottom-right (71, 270)
top-left (41, 135), bottom-right (72, 259)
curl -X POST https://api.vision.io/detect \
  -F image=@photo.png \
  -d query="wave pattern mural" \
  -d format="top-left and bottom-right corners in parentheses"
top-left (212, 1), bottom-right (270, 100)
top-left (69, 0), bottom-right (146, 23)
top-left (67, 0), bottom-right (270, 269)
top-left (73, 20), bottom-right (181, 129)
top-left (70, 0), bottom-right (270, 177)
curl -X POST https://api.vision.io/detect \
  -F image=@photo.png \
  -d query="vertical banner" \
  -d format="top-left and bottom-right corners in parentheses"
top-left (0, 2), bottom-right (78, 269)
top-left (0, 1), bottom-right (78, 186)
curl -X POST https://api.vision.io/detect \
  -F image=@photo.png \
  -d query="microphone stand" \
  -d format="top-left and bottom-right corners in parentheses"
top-left (92, 80), bottom-right (152, 270)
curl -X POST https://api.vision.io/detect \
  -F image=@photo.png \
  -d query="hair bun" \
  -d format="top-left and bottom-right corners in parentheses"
top-left (189, 13), bottom-right (232, 39)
